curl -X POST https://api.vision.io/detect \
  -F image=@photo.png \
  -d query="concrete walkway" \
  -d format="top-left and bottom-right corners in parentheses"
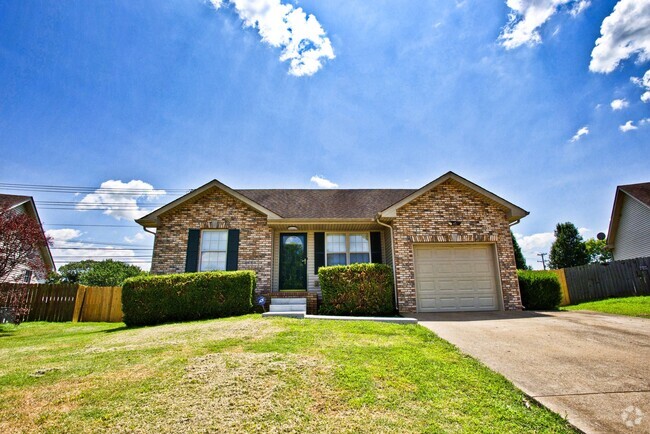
top-left (412, 311), bottom-right (650, 434)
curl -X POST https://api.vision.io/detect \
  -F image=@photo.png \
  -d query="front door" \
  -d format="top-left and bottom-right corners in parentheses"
top-left (279, 233), bottom-right (307, 290)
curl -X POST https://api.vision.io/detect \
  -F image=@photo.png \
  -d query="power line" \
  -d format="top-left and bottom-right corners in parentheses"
top-left (43, 223), bottom-right (139, 227)
top-left (0, 182), bottom-right (191, 193)
top-left (50, 247), bottom-right (153, 251)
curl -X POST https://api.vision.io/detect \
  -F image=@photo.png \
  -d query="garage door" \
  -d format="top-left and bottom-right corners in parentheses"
top-left (414, 245), bottom-right (500, 312)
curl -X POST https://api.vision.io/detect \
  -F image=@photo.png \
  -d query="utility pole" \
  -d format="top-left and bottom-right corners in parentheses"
top-left (537, 253), bottom-right (548, 270)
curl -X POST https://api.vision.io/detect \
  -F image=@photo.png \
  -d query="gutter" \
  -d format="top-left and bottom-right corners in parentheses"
top-left (375, 214), bottom-right (399, 311)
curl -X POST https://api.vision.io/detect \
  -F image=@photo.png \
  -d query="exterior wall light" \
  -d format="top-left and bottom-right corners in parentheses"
top-left (287, 226), bottom-right (299, 231)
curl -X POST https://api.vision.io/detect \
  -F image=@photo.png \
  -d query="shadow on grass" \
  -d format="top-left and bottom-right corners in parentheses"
top-left (0, 326), bottom-right (17, 338)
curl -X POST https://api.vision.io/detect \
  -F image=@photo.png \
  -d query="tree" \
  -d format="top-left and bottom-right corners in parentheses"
top-left (511, 231), bottom-right (530, 270)
top-left (48, 259), bottom-right (146, 286)
top-left (585, 238), bottom-right (612, 264)
top-left (0, 206), bottom-right (50, 283)
top-left (548, 222), bottom-right (590, 269)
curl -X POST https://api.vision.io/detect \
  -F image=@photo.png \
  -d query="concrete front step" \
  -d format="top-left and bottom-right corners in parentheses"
top-left (271, 297), bottom-right (307, 305)
top-left (269, 304), bottom-right (306, 313)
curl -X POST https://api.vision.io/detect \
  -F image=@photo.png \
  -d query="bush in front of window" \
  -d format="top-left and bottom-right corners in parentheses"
top-left (517, 270), bottom-right (562, 310)
top-left (318, 263), bottom-right (394, 316)
top-left (122, 270), bottom-right (256, 326)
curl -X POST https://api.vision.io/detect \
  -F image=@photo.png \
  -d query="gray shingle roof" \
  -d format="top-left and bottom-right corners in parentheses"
top-left (236, 189), bottom-right (416, 219)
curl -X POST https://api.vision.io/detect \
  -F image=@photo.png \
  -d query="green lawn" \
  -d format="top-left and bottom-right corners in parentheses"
top-left (562, 295), bottom-right (650, 318)
top-left (0, 316), bottom-right (573, 433)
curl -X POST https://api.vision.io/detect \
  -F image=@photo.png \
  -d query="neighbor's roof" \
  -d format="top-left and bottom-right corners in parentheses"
top-left (606, 182), bottom-right (650, 247)
top-left (0, 194), bottom-right (31, 209)
top-left (136, 171), bottom-right (529, 226)
top-left (619, 182), bottom-right (650, 208)
top-left (0, 193), bottom-right (55, 272)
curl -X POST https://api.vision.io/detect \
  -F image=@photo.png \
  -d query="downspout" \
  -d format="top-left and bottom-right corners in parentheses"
top-left (143, 226), bottom-right (156, 235)
top-left (375, 214), bottom-right (399, 311)
top-left (509, 219), bottom-right (521, 227)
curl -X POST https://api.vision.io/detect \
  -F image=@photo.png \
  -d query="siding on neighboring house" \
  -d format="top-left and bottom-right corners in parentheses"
top-left (613, 193), bottom-right (650, 260)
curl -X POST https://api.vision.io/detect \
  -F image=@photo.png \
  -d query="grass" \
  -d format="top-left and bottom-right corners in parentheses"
top-left (0, 316), bottom-right (574, 433)
top-left (562, 295), bottom-right (650, 318)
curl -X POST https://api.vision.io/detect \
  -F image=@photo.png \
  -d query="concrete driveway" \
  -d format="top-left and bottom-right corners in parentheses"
top-left (413, 311), bottom-right (650, 434)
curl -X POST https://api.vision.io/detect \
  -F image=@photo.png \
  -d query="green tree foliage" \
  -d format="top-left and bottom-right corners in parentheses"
top-left (585, 238), bottom-right (613, 264)
top-left (511, 231), bottom-right (530, 270)
top-left (548, 222), bottom-right (590, 269)
top-left (47, 259), bottom-right (146, 286)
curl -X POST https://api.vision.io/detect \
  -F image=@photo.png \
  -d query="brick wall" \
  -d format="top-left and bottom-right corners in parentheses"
top-left (392, 179), bottom-right (522, 312)
top-left (151, 187), bottom-right (273, 292)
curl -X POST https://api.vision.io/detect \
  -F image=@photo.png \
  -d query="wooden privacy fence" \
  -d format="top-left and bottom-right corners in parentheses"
top-left (562, 256), bottom-right (650, 304)
top-left (0, 283), bottom-right (123, 323)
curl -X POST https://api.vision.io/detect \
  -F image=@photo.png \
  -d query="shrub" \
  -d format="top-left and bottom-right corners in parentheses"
top-left (517, 270), bottom-right (562, 310)
top-left (319, 263), bottom-right (394, 316)
top-left (122, 271), bottom-right (256, 326)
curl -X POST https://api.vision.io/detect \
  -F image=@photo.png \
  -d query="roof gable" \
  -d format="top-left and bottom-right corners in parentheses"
top-left (379, 171), bottom-right (529, 222)
top-left (135, 179), bottom-right (282, 226)
top-left (606, 182), bottom-right (650, 247)
top-left (0, 194), bottom-right (55, 272)
top-left (135, 172), bottom-right (527, 226)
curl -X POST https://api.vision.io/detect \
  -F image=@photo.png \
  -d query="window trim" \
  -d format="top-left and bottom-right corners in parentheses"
top-left (199, 229), bottom-right (229, 272)
top-left (324, 232), bottom-right (372, 266)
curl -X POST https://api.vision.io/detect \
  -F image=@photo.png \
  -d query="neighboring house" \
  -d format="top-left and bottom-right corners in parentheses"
top-left (136, 172), bottom-right (528, 313)
top-left (0, 194), bottom-right (55, 283)
top-left (606, 182), bottom-right (650, 261)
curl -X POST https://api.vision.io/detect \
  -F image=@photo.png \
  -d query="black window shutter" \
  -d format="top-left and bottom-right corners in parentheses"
top-left (185, 229), bottom-right (201, 272)
top-left (314, 232), bottom-right (325, 274)
top-left (370, 231), bottom-right (383, 264)
top-left (226, 229), bottom-right (240, 271)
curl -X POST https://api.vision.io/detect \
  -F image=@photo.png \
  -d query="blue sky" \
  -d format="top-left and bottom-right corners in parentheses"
top-left (1, 0), bottom-right (648, 270)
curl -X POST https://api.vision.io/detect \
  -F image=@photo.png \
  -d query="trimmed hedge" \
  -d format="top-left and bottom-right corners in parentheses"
top-left (319, 263), bottom-right (394, 316)
top-left (122, 271), bottom-right (256, 326)
top-left (517, 270), bottom-right (562, 310)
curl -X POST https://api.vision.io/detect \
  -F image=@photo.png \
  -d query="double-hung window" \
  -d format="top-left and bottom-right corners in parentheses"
top-left (325, 233), bottom-right (371, 266)
top-left (199, 230), bottom-right (228, 271)
top-left (349, 233), bottom-right (370, 264)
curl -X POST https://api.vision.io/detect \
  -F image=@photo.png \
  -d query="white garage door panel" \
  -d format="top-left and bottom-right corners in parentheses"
top-left (415, 245), bottom-right (500, 312)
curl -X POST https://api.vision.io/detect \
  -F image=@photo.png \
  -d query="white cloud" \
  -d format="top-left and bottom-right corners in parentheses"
top-left (499, 0), bottom-right (587, 49)
top-left (619, 120), bottom-right (638, 132)
top-left (570, 0), bottom-right (590, 17)
top-left (210, 0), bottom-right (335, 76)
top-left (310, 175), bottom-right (338, 189)
top-left (46, 228), bottom-right (148, 270)
top-left (610, 98), bottom-right (628, 110)
top-left (639, 117), bottom-right (650, 125)
top-left (124, 232), bottom-right (147, 244)
top-left (76, 180), bottom-right (166, 221)
top-left (569, 125), bottom-right (589, 142)
top-left (589, 0), bottom-right (650, 74)
top-left (45, 228), bottom-right (82, 242)
top-left (631, 70), bottom-right (650, 103)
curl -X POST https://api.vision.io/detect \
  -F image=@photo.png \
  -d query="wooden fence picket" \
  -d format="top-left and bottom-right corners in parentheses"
top-left (1, 283), bottom-right (123, 323)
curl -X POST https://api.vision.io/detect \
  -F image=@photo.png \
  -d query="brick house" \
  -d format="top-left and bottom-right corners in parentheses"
top-left (136, 172), bottom-right (528, 313)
